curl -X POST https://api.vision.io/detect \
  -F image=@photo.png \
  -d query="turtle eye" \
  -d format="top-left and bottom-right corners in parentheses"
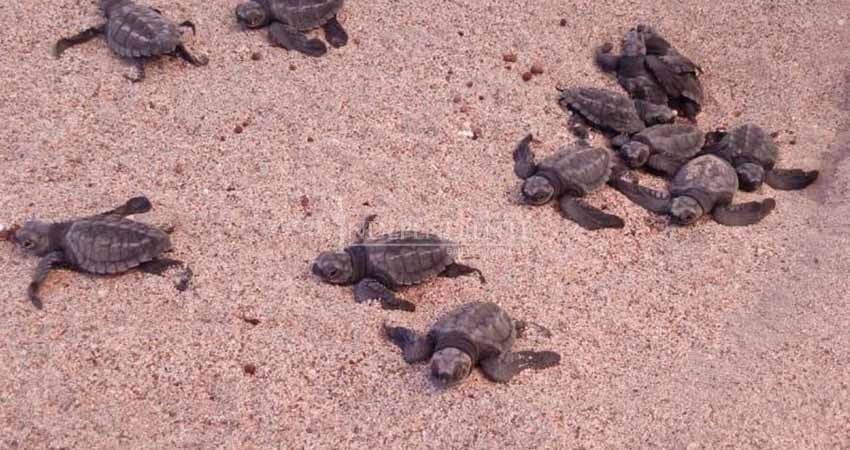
top-left (327, 269), bottom-right (338, 278)
top-left (23, 240), bottom-right (35, 249)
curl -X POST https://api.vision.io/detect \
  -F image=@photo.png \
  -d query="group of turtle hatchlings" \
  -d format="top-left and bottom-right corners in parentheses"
top-left (3, 3), bottom-right (820, 387)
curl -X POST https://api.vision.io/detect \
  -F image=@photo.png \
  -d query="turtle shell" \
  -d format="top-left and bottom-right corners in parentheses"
top-left (62, 215), bottom-right (172, 274)
top-left (727, 124), bottom-right (779, 170)
top-left (360, 231), bottom-right (456, 287)
top-left (428, 302), bottom-right (515, 361)
top-left (559, 87), bottom-right (645, 135)
top-left (268, 0), bottom-right (343, 30)
top-left (104, 3), bottom-right (181, 58)
top-left (671, 155), bottom-right (738, 212)
top-left (537, 143), bottom-right (612, 196)
top-left (634, 123), bottom-right (705, 160)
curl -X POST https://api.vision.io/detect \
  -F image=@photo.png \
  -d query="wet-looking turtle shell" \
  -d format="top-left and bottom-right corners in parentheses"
top-left (236, 0), bottom-right (348, 57)
top-left (385, 302), bottom-right (561, 386)
top-left (312, 215), bottom-right (485, 312)
top-left (6, 196), bottom-right (185, 309)
top-left (53, 0), bottom-right (208, 82)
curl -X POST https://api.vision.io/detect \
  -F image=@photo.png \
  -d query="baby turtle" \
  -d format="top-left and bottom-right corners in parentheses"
top-left (5, 196), bottom-right (183, 309)
top-left (616, 123), bottom-right (705, 177)
top-left (613, 155), bottom-right (776, 226)
top-left (558, 87), bottom-right (676, 139)
top-left (236, 0), bottom-right (348, 57)
top-left (385, 302), bottom-right (561, 386)
top-left (637, 25), bottom-right (704, 121)
top-left (701, 124), bottom-right (819, 191)
top-left (513, 134), bottom-right (628, 230)
top-left (54, 0), bottom-right (208, 82)
top-left (312, 215), bottom-right (485, 312)
top-left (596, 29), bottom-right (669, 106)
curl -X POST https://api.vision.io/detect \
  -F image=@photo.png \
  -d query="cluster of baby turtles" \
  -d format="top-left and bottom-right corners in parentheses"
top-left (1, 1), bottom-right (821, 387)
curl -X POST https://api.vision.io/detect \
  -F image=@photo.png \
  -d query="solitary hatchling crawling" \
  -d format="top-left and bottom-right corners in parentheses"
top-left (236, 0), bottom-right (348, 57)
top-left (312, 215), bottom-right (485, 312)
top-left (701, 124), bottom-right (819, 192)
top-left (3, 196), bottom-right (185, 309)
top-left (513, 134), bottom-right (629, 230)
top-left (613, 155), bottom-right (776, 226)
top-left (54, 0), bottom-right (208, 82)
top-left (385, 302), bottom-right (561, 386)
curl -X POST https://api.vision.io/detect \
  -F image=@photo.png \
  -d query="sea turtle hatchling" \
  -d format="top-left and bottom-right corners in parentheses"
top-left (616, 123), bottom-right (705, 177)
top-left (701, 124), bottom-right (819, 192)
top-left (2, 196), bottom-right (186, 309)
top-left (558, 87), bottom-right (676, 140)
top-left (637, 25), bottom-right (705, 121)
top-left (595, 29), bottom-right (669, 106)
top-left (312, 215), bottom-right (485, 312)
top-left (53, 0), bottom-right (208, 82)
top-left (612, 155), bottom-right (776, 226)
top-left (384, 302), bottom-right (561, 386)
top-left (236, 0), bottom-right (348, 57)
top-left (513, 134), bottom-right (629, 230)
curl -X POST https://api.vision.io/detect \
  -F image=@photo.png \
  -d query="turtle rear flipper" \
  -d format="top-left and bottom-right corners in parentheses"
top-left (100, 196), bottom-right (152, 217)
top-left (268, 22), bottom-right (327, 57)
top-left (611, 179), bottom-right (672, 213)
top-left (440, 263), bottom-right (486, 284)
top-left (480, 350), bottom-right (561, 383)
top-left (355, 278), bottom-right (415, 312)
top-left (765, 168), bottom-right (819, 191)
top-left (513, 134), bottom-right (537, 179)
top-left (712, 199), bottom-right (776, 226)
top-left (558, 197), bottom-right (624, 230)
top-left (383, 324), bottom-right (434, 364)
top-left (322, 16), bottom-right (348, 48)
top-left (138, 258), bottom-right (183, 275)
top-left (595, 42), bottom-right (619, 72)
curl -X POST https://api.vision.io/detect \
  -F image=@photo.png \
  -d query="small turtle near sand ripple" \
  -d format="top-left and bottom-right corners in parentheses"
top-left (312, 215), bottom-right (485, 312)
top-left (54, 0), bottom-right (208, 82)
top-left (385, 302), bottom-right (561, 386)
top-left (236, 0), bottom-right (348, 57)
top-left (2, 196), bottom-right (189, 309)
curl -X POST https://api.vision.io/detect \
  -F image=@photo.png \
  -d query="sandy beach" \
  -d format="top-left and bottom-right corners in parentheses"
top-left (1, 0), bottom-right (849, 449)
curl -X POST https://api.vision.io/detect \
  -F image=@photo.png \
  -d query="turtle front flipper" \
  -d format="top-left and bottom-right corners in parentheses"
top-left (322, 16), bottom-right (348, 48)
top-left (647, 154), bottom-right (682, 178)
top-left (383, 324), bottom-right (434, 364)
top-left (355, 278), bottom-right (415, 312)
top-left (269, 22), bottom-right (327, 57)
top-left (594, 42), bottom-right (619, 72)
top-left (513, 134), bottom-right (537, 179)
top-left (611, 179), bottom-right (672, 214)
top-left (54, 25), bottom-right (105, 58)
top-left (764, 168), bottom-right (819, 191)
top-left (712, 199), bottom-right (776, 227)
top-left (354, 214), bottom-right (377, 244)
top-left (440, 263), bottom-right (486, 284)
top-left (28, 251), bottom-right (66, 309)
top-left (480, 350), bottom-right (561, 383)
top-left (138, 258), bottom-right (183, 275)
top-left (174, 44), bottom-right (209, 66)
top-left (558, 197), bottom-right (624, 230)
top-left (100, 196), bottom-right (152, 217)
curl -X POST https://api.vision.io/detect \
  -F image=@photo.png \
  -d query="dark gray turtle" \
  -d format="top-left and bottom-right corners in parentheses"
top-left (312, 215), bottom-right (485, 312)
top-left (53, 0), bottom-right (208, 82)
top-left (613, 155), bottom-right (776, 226)
top-left (3, 196), bottom-right (184, 309)
top-left (384, 302), bottom-right (561, 386)
top-left (558, 87), bottom-right (676, 140)
top-left (701, 124), bottom-right (819, 192)
top-left (595, 29), bottom-right (669, 106)
top-left (236, 0), bottom-right (347, 57)
top-left (616, 123), bottom-right (705, 177)
top-left (513, 134), bottom-right (630, 230)
top-left (637, 25), bottom-right (704, 121)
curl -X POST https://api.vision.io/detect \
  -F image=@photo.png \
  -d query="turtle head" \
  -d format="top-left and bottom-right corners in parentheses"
top-left (430, 348), bottom-right (473, 386)
top-left (620, 141), bottom-right (651, 168)
top-left (736, 163), bottom-right (765, 191)
top-left (312, 251), bottom-right (354, 285)
top-left (236, 1), bottom-right (271, 28)
top-left (13, 221), bottom-right (54, 256)
top-left (670, 196), bottom-right (703, 225)
top-left (520, 176), bottom-right (555, 205)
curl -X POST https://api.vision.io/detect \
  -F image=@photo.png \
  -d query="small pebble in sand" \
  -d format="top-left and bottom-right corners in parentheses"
top-left (250, 52), bottom-right (262, 61)
top-left (243, 364), bottom-right (257, 375)
top-left (503, 53), bottom-right (517, 63)
top-left (465, 81), bottom-right (473, 88)
top-left (452, 95), bottom-right (462, 104)
top-left (530, 63), bottom-right (544, 75)
top-left (559, 18), bottom-right (567, 26)
top-left (521, 72), bottom-right (533, 82)
top-left (234, 125), bottom-right (243, 134)
top-left (289, 63), bottom-right (296, 71)
top-left (242, 317), bottom-right (261, 326)
top-left (307, 136), bottom-right (314, 143)
top-left (300, 195), bottom-right (312, 216)
top-left (459, 105), bottom-right (470, 113)
top-left (472, 127), bottom-right (483, 140)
